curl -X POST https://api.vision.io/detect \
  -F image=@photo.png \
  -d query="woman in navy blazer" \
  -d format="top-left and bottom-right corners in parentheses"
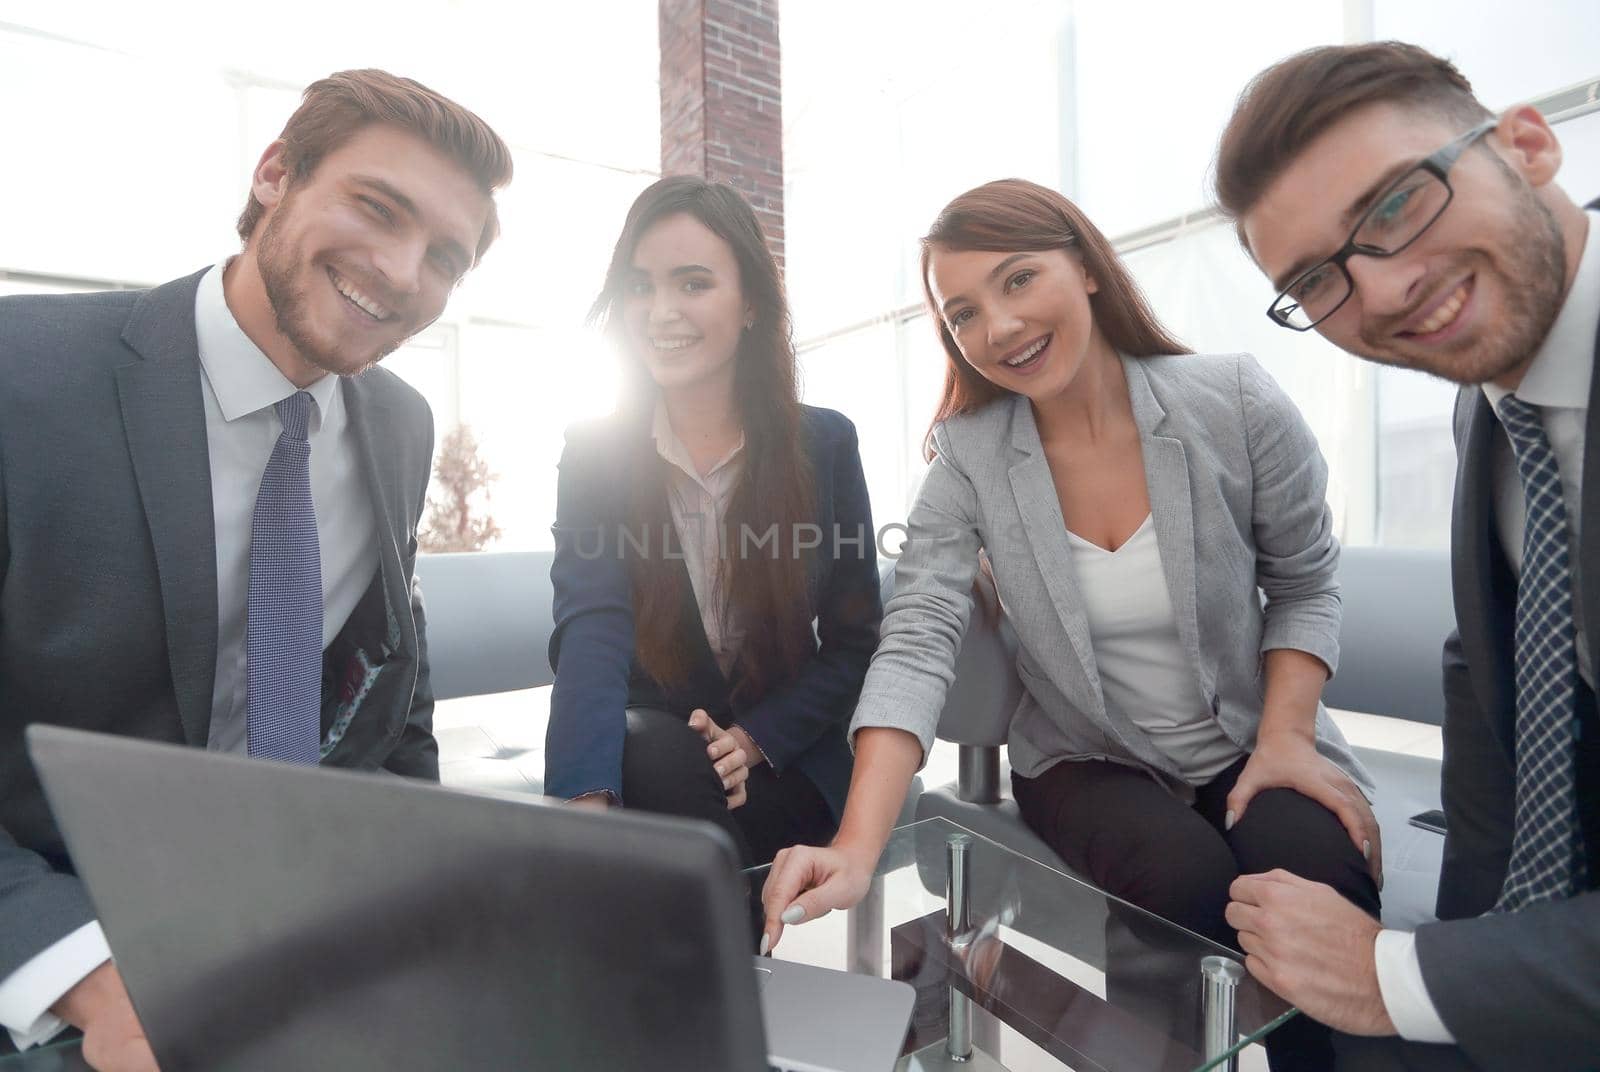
top-left (544, 177), bottom-right (881, 867)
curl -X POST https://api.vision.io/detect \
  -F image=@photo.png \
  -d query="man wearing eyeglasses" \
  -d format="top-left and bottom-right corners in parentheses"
top-left (1213, 42), bottom-right (1599, 1071)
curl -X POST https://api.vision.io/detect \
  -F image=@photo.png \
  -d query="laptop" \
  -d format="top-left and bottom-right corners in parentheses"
top-left (27, 725), bottom-right (914, 1071)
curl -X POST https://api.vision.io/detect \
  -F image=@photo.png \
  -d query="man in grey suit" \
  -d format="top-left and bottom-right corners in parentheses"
top-left (1212, 42), bottom-right (1599, 1070)
top-left (0, 70), bottom-right (511, 1068)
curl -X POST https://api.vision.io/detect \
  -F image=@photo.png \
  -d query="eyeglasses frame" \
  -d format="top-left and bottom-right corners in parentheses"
top-left (1266, 118), bottom-right (1500, 332)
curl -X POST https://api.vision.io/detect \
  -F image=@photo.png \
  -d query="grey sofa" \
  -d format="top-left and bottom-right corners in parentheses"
top-left (414, 551), bottom-right (556, 795)
top-left (910, 545), bottom-right (1454, 930)
top-left (415, 551), bottom-right (556, 702)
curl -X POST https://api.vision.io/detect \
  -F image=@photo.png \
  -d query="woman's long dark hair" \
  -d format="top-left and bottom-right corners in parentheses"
top-left (590, 176), bottom-right (815, 702)
top-left (921, 178), bottom-right (1190, 453)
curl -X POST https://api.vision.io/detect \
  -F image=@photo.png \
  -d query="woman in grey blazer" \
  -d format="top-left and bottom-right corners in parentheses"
top-left (762, 180), bottom-right (1381, 1070)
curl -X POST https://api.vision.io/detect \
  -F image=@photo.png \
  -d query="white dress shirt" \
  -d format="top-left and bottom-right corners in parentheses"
top-left (1065, 516), bottom-right (1244, 784)
top-left (0, 262), bottom-right (380, 1049)
top-left (1374, 209), bottom-right (1600, 1044)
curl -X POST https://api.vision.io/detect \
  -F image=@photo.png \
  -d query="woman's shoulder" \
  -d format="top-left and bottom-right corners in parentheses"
top-left (561, 409), bottom-right (646, 458)
top-left (1135, 350), bottom-right (1258, 385)
top-left (929, 395), bottom-right (1021, 461)
top-left (1133, 352), bottom-right (1273, 415)
top-left (799, 404), bottom-right (860, 448)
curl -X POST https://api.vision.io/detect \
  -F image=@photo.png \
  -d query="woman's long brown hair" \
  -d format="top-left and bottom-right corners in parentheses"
top-left (590, 176), bottom-right (815, 703)
top-left (920, 178), bottom-right (1190, 453)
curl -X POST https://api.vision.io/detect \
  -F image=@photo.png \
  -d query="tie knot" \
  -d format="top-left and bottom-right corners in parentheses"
top-left (276, 391), bottom-right (315, 442)
top-left (1496, 394), bottom-right (1542, 439)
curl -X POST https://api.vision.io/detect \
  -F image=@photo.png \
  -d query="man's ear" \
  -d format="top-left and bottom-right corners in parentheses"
top-left (251, 140), bottom-right (292, 212)
top-left (1493, 104), bottom-right (1563, 189)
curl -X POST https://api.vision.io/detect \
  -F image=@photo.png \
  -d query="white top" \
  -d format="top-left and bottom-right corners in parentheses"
top-left (1373, 210), bottom-right (1599, 1047)
top-left (0, 261), bottom-right (382, 1049)
top-left (1065, 515), bottom-right (1243, 785)
top-left (651, 401), bottom-right (746, 675)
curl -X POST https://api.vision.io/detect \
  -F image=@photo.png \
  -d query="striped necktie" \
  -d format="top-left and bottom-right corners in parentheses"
top-left (245, 390), bottom-right (324, 764)
top-left (1494, 394), bottom-right (1588, 910)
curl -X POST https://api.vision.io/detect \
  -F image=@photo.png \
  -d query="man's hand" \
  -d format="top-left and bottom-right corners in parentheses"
top-left (51, 961), bottom-right (159, 1071)
top-left (567, 792), bottom-right (612, 811)
top-left (1227, 733), bottom-right (1383, 887)
top-left (1227, 870), bottom-right (1397, 1036)
top-left (688, 709), bottom-right (749, 809)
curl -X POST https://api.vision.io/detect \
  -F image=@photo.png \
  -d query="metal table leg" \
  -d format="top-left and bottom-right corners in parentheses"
top-left (847, 872), bottom-right (886, 976)
top-left (946, 833), bottom-right (973, 1062)
top-left (1200, 955), bottom-right (1243, 1071)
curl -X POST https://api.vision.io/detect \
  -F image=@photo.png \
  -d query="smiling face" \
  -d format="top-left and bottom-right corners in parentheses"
top-left (249, 123), bottom-right (489, 379)
top-left (926, 244), bottom-right (1110, 405)
top-left (1243, 103), bottom-right (1569, 386)
top-left (620, 212), bottom-right (751, 397)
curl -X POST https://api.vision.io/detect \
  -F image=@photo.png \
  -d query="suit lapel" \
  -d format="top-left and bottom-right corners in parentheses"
top-left (1006, 399), bottom-right (1105, 715)
top-left (343, 377), bottom-right (411, 657)
top-left (1580, 295), bottom-right (1600, 691)
top-left (1123, 358), bottom-right (1212, 699)
top-left (115, 270), bottom-right (219, 748)
top-left (1453, 388), bottom-right (1517, 757)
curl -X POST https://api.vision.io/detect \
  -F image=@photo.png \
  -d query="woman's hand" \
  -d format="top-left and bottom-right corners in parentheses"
top-left (688, 709), bottom-right (749, 809)
top-left (759, 842), bottom-right (877, 955)
top-left (1227, 733), bottom-right (1383, 887)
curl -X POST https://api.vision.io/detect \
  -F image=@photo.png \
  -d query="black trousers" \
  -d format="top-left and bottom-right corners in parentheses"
top-left (1331, 1034), bottom-right (1483, 1071)
top-left (1013, 754), bottom-right (1382, 1072)
top-left (621, 706), bottom-right (837, 869)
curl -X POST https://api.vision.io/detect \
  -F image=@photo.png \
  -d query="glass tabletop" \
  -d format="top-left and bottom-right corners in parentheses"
top-left (745, 817), bottom-right (1296, 1072)
top-left (0, 1038), bottom-right (85, 1070)
top-left (3, 817), bottom-right (1295, 1072)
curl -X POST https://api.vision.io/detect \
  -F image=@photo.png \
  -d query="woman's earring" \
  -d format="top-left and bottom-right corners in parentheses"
top-left (744, 317), bottom-right (754, 330)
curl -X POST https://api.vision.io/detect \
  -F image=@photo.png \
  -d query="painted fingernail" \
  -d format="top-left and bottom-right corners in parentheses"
top-left (1224, 810), bottom-right (1236, 831)
top-left (1363, 839), bottom-right (1371, 860)
top-left (759, 934), bottom-right (770, 956)
top-left (781, 905), bottom-right (805, 925)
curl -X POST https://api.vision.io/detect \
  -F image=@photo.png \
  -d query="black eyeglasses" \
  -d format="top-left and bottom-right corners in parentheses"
top-left (1267, 119), bottom-right (1498, 331)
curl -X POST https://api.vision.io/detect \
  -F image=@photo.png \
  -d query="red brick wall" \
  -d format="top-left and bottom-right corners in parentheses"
top-left (659, 0), bottom-right (785, 268)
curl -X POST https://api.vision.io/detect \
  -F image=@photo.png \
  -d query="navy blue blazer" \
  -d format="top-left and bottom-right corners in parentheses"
top-left (544, 405), bottom-right (881, 817)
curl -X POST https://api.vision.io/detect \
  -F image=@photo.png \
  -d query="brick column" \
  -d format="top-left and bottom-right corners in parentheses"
top-left (659, 0), bottom-right (785, 267)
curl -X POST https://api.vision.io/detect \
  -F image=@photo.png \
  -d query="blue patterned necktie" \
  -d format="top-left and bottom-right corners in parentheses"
top-left (1494, 394), bottom-right (1588, 910)
top-left (246, 390), bottom-right (324, 764)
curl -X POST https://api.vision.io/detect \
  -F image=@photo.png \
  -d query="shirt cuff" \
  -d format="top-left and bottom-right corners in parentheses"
top-left (566, 789), bottom-right (621, 806)
top-left (1373, 928), bottom-right (1456, 1044)
top-left (0, 921), bottom-right (111, 1050)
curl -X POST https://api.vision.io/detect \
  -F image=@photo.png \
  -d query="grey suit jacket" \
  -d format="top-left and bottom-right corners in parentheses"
top-left (0, 270), bottom-right (439, 987)
top-left (1412, 264), bottom-right (1600, 1070)
top-left (852, 352), bottom-right (1371, 800)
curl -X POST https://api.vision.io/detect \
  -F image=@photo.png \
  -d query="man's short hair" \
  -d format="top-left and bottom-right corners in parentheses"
top-left (1213, 42), bottom-right (1492, 241)
top-left (236, 69), bottom-right (513, 262)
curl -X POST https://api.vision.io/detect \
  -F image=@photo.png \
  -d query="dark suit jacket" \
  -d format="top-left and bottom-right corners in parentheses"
top-left (1420, 228), bottom-right (1600, 1069)
top-left (0, 270), bottom-right (439, 986)
top-left (544, 405), bottom-right (881, 817)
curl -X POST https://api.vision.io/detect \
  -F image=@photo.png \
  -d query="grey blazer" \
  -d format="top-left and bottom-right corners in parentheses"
top-left (852, 353), bottom-right (1372, 799)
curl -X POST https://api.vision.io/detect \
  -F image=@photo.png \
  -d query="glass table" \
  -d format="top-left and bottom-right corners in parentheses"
top-left (1, 816), bottom-right (1295, 1072)
top-left (0, 1039), bottom-right (84, 1071)
top-left (745, 817), bottom-right (1297, 1072)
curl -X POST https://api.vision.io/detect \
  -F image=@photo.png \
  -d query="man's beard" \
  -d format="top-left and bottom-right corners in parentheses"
top-left (256, 206), bottom-right (403, 378)
top-left (1351, 171), bottom-right (1567, 387)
